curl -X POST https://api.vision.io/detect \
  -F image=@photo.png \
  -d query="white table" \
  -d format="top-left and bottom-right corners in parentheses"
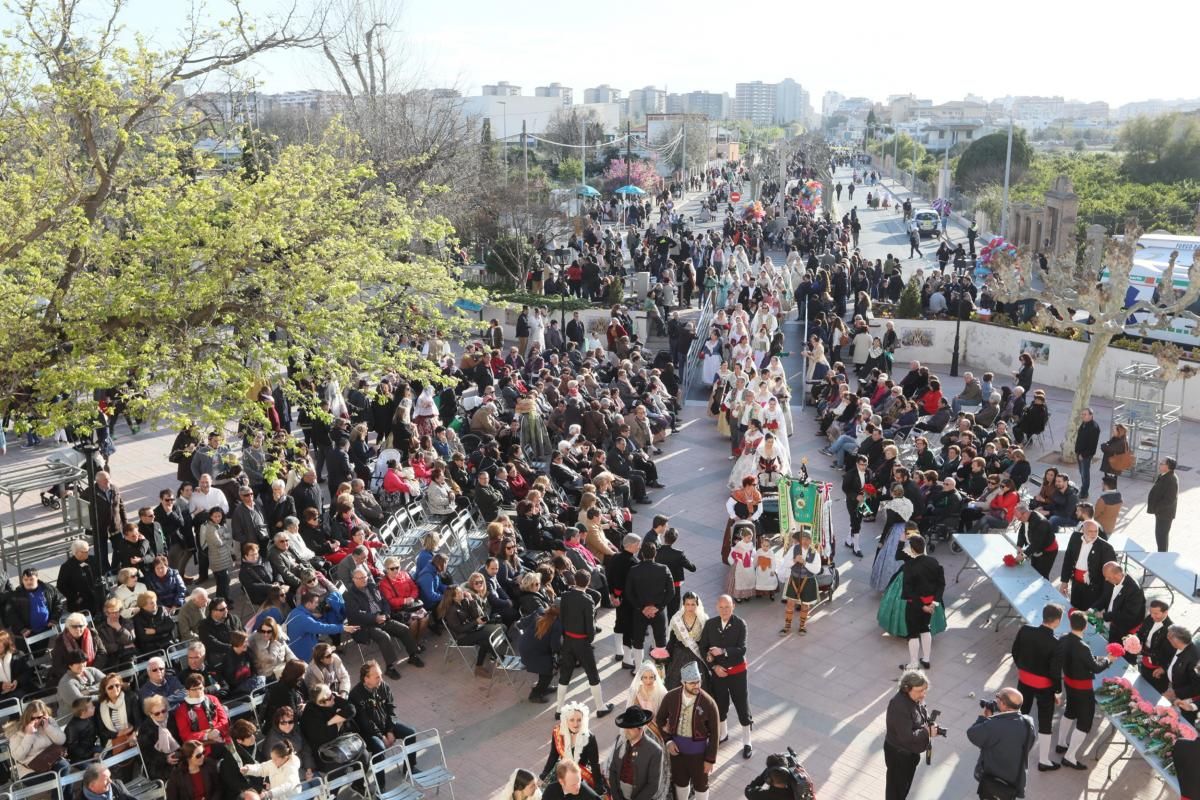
top-left (1134, 551), bottom-right (1200, 605)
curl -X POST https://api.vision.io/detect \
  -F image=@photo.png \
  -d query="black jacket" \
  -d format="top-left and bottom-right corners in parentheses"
top-left (133, 606), bottom-right (175, 653)
top-left (901, 555), bottom-right (945, 605)
top-left (165, 761), bottom-right (222, 800)
top-left (5, 580), bottom-right (65, 632)
top-left (966, 711), bottom-right (1035, 796)
top-left (1058, 532), bottom-right (1116, 589)
top-left (238, 560), bottom-right (275, 606)
top-left (1015, 511), bottom-right (1055, 555)
top-left (625, 560), bottom-right (673, 613)
top-left (698, 615), bottom-right (747, 670)
top-left (218, 740), bottom-right (266, 795)
top-left (1058, 632), bottom-right (1111, 689)
top-left (605, 551), bottom-right (638, 601)
top-left (1094, 574), bottom-right (1146, 640)
top-left (655, 545), bottom-right (696, 584)
top-left (1074, 419), bottom-right (1101, 458)
top-left (112, 534), bottom-right (152, 573)
top-left (559, 587), bottom-right (596, 641)
top-left (1011, 624), bottom-right (1061, 692)
top-left (1137, 614), bottom-right (1174, 672)
top-left (1170, 643), bottom-right (1200, 702)
top-left (344, 583), bottom-right (389, 641)
top-left (1147, 472), bottom-right (1179, 520)
top-left (58, 556), bottom-right (102, 614)
top-left (348, 681), bottom-right (398, 741)
top-left (884, 690), bottom-right (931, 754)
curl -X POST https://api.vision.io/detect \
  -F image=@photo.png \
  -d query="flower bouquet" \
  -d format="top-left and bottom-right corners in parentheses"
top-left (1106, 643), bottom-right (1127, 659)
top-left (1097, 676), bottom-right (1198, 774)
top-left (1122, 635), bottom-right (1143, 656)
top-left (1002, 552), bottom-right (1027, 568)
top-left (1085, 610), bottom-right (1109, 639)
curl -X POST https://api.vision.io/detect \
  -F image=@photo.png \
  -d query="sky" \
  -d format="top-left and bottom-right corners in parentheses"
top-left (5, 0), bottom-right (1194, 108)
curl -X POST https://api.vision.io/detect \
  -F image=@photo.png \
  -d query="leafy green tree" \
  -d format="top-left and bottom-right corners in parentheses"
top-left (954, 129), bottom-right (1032, 191)
top-left (0, 0), bottom-right (481, 434)
top-left (1119, 113), bottom-right (1200, 183)
top-left (557, 157), bottom-right (583, 184)
top-left (896, 277), bottom-right (922, 319)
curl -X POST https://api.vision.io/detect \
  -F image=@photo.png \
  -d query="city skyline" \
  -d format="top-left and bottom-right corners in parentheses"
top-left (5, 0), bottom-right (1191, 111)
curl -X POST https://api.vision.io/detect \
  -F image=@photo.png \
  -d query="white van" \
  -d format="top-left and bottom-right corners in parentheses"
top-left (1099, 232), bottom-right (1200, 347)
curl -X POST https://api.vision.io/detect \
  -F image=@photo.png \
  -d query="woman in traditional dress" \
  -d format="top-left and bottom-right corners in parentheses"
top-left (769, 375), bottom-right (793, 437)
top-left (750, 324), bottom-right (771, 368)
top-left (803, 335), bottom-right (829, 385)
top-left (723, 477), bottom-right (762, 564)
top-left (877, 534), bottom-right (948, 660)
top-left (729, 335), bottom-right (753, 372)
top-left (729, 419), bottom-right (764, 489)
top-left (540, 702), bottom-right (605, 795)
top-left (664, 592), bottom-right (708, 691)
top-left (754, 534), bottom-right (779, 600)
top-left (699, 331), bottom-right (723, 386)
top-left (527, 308), bottom-right (546, 356)
top-left (412, 386), bottom-right (439, 439)
top-left (869, 484), bottom-right (916, 592)
top-left (626, 661), bottom-right (667, 724)
top-left (777, 530), bottom-right (822, 636)
top-left (516, 392), bottom-right (554, 460)
top-left (760, 399), bottom-right (790, 469)
top-left (725, 524), bottom-right (757, 602)
top-left (497, 768), bottom-right (542, 800)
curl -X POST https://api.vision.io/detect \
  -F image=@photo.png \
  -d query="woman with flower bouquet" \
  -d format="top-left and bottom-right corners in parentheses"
top-left (1057, 610), bottom-right (1118, 769)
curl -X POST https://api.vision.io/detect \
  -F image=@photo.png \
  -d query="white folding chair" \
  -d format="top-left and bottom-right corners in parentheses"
top-left (403, 729), bottom-right (455, 799)
top-left (20, 626), bottom-right (59, 686)
top-left (165, 640), bottom-right (193, 669)
top-left (291, 779), bottom-right (326, 800)
top-left (101, 744), bottom-right (165, 800)
top-left (10, 771), bottom-right (61, 800)
top-left (486, 627), bottom-right (524, 695)
top-left (369, 744), bottom-right (425, 800)
top-left (324, 761), bottom-right (368, 798)
top-left (441, 628), bottom-right (477, 672)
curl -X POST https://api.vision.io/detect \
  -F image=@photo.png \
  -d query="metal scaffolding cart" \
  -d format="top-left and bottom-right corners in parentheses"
top-left (0, 456), bottom-right (88, 577)
top-left (1111, 363), bottom-right (1183, 479)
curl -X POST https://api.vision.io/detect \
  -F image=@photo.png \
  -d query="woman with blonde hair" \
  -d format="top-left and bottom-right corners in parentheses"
top-left (539, 702), bottom-right (605, 795)
top-left (7, 699), bottom-right (67, 776)
top-left (0, 630), bottom-right (31, 700)
top-left (109, 567), bottom-right (148, 619)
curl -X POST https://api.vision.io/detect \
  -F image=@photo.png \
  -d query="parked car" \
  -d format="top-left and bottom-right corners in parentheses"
top-left (913, 208), bottom-right (941, 237)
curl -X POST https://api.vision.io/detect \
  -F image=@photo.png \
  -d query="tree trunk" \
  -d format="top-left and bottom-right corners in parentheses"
top-left (1058, 331), bottom-right (1114, 462)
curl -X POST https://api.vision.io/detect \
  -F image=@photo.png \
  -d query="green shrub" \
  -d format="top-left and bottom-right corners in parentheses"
top-left (896, 278), bottom-right (922, 318)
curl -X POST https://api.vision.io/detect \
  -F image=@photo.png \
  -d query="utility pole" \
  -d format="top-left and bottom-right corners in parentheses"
top-left (1000, 117), bottom-right (1015, 238)
top-left (681, 120), bottom-right (687, 186)
top-left (625, 120), bottom-right (632, 226)
top-left (498, 100), bottom-right (508, 187)
top-left (522, 119), bottom-right (529, 229)
top-left (580, 113), bottom-right (586, 190)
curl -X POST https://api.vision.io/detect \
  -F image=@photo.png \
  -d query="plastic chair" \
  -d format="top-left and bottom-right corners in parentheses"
top-left (10, 771), bottom-right (61, 800)
top-left (291, 779), bottom-right (326, 800)
top-left (368, 745), bottom-right (425, 800)
top-left (403, 729), bottom-right (455, 798)
top-left (101, 743), bottom-right (165, 800)
top-left (324, 761), bottom-right (368, 798)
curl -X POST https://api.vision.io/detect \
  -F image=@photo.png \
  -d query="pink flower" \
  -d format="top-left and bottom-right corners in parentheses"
top-left (1166, 732), bottom-right (1178, 742)
top-left (1180, 726), bottom-right (1198, 741)
top-left (1122, 635), bottom-right (1143, 656)
top-left (1138, 701), bottom-right (1156, 715)
top-left (1117, 678), bottom-right (1133, 689)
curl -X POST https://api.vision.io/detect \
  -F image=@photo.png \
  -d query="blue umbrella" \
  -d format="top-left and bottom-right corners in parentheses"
top-left (615, 184), bottom-right (647, 195)
top-left (576, 184), bottom-right (600, 197)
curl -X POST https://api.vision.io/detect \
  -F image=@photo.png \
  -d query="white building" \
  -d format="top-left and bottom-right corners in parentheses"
top-left (584, 84), bottom-right (621, 104)
top-left (735, 81), bottom-right (776, 126)
top-left (535, 83), bottom-right (573, 107)
top-left (458, 96), bottom-right (621, 140)
top-left (628, 86), bottom-right (667, 117)
top-left (774, 78), bottom-right (810, 125)
top-left (482, 81), bottom-right (522, 97)
top-left (822, 91), bottom-right (845, 118)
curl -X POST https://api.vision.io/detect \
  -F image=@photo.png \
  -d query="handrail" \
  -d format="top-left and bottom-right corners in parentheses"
top-left (679, 294), bottom-right (716, 403)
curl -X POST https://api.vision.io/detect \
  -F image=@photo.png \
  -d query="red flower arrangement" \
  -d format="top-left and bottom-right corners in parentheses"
top-left (862, 484), bottom-right (877, 497)
top-left (1106, 643), bottom-right (1126, 659)
top-left (1002, 552), bottom-right (1027, 568)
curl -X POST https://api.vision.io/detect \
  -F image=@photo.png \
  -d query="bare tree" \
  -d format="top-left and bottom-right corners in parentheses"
top-left (989, 220), bottom-right (1200, 461)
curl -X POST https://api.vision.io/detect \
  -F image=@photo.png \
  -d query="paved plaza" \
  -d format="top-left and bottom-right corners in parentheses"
top-left (1, 169), bottom-right (1193, 800)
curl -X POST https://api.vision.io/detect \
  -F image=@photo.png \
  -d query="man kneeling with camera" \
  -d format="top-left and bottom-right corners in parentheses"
top-left (967, 687), bottom-right (1037, 800)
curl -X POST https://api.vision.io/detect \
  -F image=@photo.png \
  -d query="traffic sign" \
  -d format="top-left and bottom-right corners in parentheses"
top-left (730, 192), bottom-right (741, 202)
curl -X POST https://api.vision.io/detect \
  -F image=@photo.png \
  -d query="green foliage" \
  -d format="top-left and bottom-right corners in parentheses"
top-left (1010, 152), bottom-right (1200, 233)
top-left (897, 278), bottom-right (922, 318)
top-left (1119, 113), bottom-right (1200, 183)
top-left (557, 157), bottom-right (583, 184)
top-left (955, 129), bottom-right (1032, 191)
top-left (0, 4), bottom-right (482, 434)
top-left (491, 291), bottom-right (593, 311)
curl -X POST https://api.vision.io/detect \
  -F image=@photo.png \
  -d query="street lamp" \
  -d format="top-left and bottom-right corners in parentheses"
top-left (950, 290), bottom-right (964, 377)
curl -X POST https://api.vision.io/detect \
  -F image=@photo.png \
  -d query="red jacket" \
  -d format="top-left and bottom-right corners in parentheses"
top-left (379, 572), bottom-right (421, 611)
top-left (174, 695), bottom-right (229, 753)
top-left (990, 490), bottom-right (1020, 522)
top-left (920, 390), bottom-right (943, 415)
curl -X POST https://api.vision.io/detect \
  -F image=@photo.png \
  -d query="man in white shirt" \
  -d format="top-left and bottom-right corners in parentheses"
top-left (188, 473), bottom-right (228, 517)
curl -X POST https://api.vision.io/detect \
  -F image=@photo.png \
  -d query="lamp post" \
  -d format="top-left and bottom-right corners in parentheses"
top-left (74, 439), bottom-right (105, 572)
top-left (950, 291), bottom-right (964, 377)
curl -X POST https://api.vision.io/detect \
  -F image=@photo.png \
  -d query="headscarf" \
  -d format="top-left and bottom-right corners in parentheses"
top-left (626, 660), bottom-right (667, 715)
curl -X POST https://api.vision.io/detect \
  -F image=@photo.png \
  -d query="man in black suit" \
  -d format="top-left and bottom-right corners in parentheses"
top-left (1056, 610), bottom-right (1116, 769)
top-left (1135, 599), bottom-right (1173, 693)
top-left (841, 455), bottom-right (869, 558)
top-left (655, 528), bottom-right (696, 619)
top-left (699, 594), bottom-right (754, 759)
top-left (1147, 457), bottom-right (1179, 552)
top-left (607, 534), bottom-right (641, 669)
top-left (1010, 603), bottom-right (1063, 772)
top-left (1093, 562), bottom-right (1146, 645)
top-left (554, 571), bottom-right (614, 716)
top-left (1057, 520), bottom-right (1115, 611)
top-left (1166, 625), bottom-right (1200, 725)
top-left (625, 542), bottom-right (674, 665)
top-left (607, 437), bottom-right (650, 504)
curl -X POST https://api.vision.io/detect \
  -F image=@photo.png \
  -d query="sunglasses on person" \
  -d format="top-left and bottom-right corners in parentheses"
top-left (150, 709), bottom-right (167, 717)
top-left (386, 566), bottom-right (400, 572)
top-left (278, 719), bottom-right (295, 726)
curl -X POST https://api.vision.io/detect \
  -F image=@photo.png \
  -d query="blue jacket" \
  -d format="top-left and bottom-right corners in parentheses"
top-left (145, 568), bottom-right (187, 608)
top-left (284, 606), bottom-right (343, 662)
top-left (415, 562), bottom-right (446, 607)
top-left (415, 549), bottom-right (434, 576)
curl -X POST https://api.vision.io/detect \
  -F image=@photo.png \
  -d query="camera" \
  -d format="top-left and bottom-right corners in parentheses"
top-left (927, 709), bottom-right (947, 737)
top-left (979, 698), bottom-right (1000, 714)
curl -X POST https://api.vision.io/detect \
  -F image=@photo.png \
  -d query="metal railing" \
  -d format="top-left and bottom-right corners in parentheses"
top-left (679, 294), bottom-right (716, 403)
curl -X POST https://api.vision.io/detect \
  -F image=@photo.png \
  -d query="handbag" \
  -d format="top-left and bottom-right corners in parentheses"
top-left (1109, 449), bottom-right (1134, 473)
top-left (318, 733), bottom-right (365, 764)
top-left (109, 727), bottom-right (136, 755)
top-left (26, 743), bottom-right (66, 774)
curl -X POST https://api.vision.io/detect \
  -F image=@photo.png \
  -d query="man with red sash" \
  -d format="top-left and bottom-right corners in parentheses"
top-left (1055, 610), bottom-right (1115, 770)
top-left (699, 594), bottom-right (754, 759)
top-left (1014, 503), bottom-right (1057, 581)
top-left (556, 572), bottom-right (615, 720)
top-left (1011, 602), bottom-right (1064, 772)
top-left (1057, 520), bottom-right (1115, 611)
top-left (655, 661), bottom-right (720, 800)
top-left (1093, 561), bottom-right (1146, 645)
top-left (1135, 600), bottom-right (1173, 693)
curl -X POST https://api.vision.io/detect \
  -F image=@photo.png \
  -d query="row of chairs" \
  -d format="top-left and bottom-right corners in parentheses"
top-left (11, 743), bottom-right (163, 800)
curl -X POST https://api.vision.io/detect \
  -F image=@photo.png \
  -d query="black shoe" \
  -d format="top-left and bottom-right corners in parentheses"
top-left (528, 691), bottom-right (552, 704)
top-left (408, 656), bottom-right (425, 668)
top-left (1055, 745), bottom-right (1068, 754)
top-left (647, 481), bottom-right (665, 489)
top-left (636, 498), bottom-right (652, 504)
top-left (742, 744), bottom-right (754, 759)
top-left (385, 667), bottom-right (403, 680)
top-left (1037, 763), bottom-right (1061, 772)
top-left (920, 660), bottom-right (931, 669)
top-left (853, 549), bottom-right (864, 558)
top-left (653, 448), bottom-right (664, 455)
top-left (1061, 759), bottom-right (1087, 771)
top-left (622, 662), bottom-right (636, 671)
top-left (613, 654), bottom-right (624, 663)
top-left (596, 703), bottom-right (615, 718)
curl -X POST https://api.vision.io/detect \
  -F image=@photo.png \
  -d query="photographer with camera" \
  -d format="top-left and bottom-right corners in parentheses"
top-left (884, 670), bottom-right (939, 800)
top-left (744, 749), bottom-right (817, 800)
top-left (966, 687), bottom-right (1036, 800)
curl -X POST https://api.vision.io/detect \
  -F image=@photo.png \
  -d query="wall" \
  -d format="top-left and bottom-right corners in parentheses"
top-left (883, 318), bottom-right (1200, 420)
top-left (479, 304), bottom-right (647, 344)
